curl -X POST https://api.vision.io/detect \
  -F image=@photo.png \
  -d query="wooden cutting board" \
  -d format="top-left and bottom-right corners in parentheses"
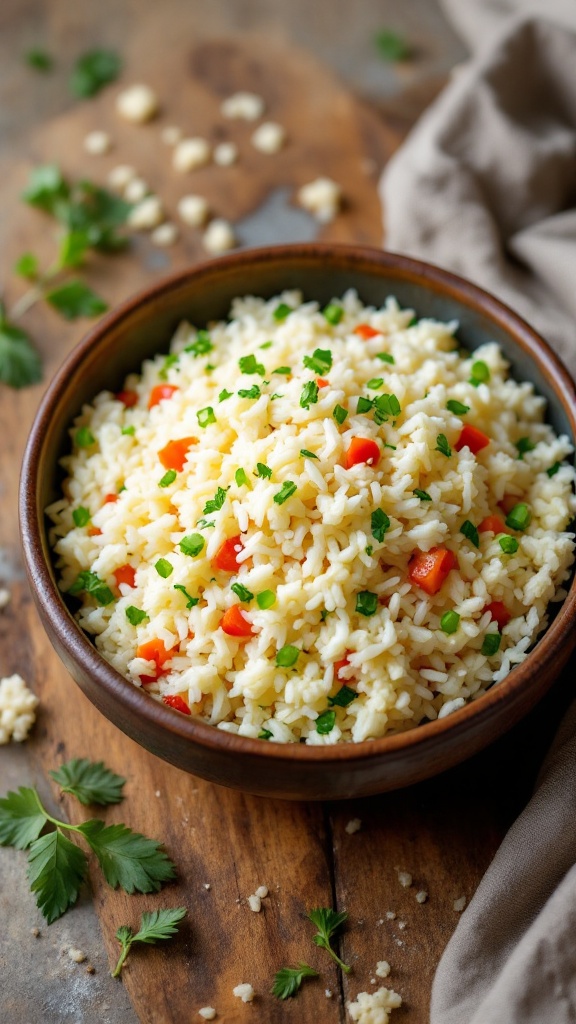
top-left (1, 29), bottom-right (556, 1024)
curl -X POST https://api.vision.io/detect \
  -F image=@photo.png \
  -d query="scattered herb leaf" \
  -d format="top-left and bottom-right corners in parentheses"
top-left (173, 584), bottom-right (199, 609)
top-left (435, 433), bottom-right (452, 457)
top-left (111, 907), bottom-right (187, 978)
top-left (308, 907), bottom-right (350, 972)
top-left (126, 606), bottom-right (148, 626)
top-left (272, 964), bottom-right (319, 1000)
top-left (371, 509), bottom-right (390, 542)
top-left (274, 481), bottom-right (297, 505)
top-left (50, 759), bottom-right (125, 806)
top-left (70, 49), bottom-right (122, 99)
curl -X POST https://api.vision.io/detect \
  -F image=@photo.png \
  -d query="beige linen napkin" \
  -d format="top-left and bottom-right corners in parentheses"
top-left (380, 3), bottom-right (576, 1021)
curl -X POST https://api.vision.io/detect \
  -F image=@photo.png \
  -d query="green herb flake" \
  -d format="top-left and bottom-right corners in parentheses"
top-left (373, 393), bottom-right (401, 424)
top-left (435, 433), bottom-right (452, 457)
top-left (498, 534), bottom-right (519, 554)
top-left (446, 399), bottom-right (470, 415)
top-left (276, 645), bottom-right (299, 668)
top-left (515, 437), bottom-right (536, 459)
top-left (260, 341), bottom-right (273, 350)
top-left (470, 360), bottom-right (490, 386)
top-left (547, 461), bottom-right (561, 477)
top-left (197, 406), bottom-right (216, 428)
top-left (272, 366), bottom-right (291, 375)
top-left (328, 686), bottom-right (358, 708)
top-left (355, 591), bottom-right (378, 617)
top-left (308, 907), bottom-right (350, 972)
top-left (367, 378), bottom-right (384, 390)
top-left (384, 443), bottom-right (397, 450)
top-left (196, 518), bottom-right (214, 529)
top-left (481, 631), bottom-right (502, 657)
top-left (303, 348), bottom-right (333, 375)
top-left (121, 425), bottom-right (135, 436)
top-left (239, 354), bottom-right (265, 376)
top-left (440, 610), bottom-right (460, 635)
top-left (273, 302), bottom-right (292, 321)
top-left (125, 606), bottom-right (148, 626)
top-left (111, 908), bottom-right (187, 978)
top-left (375, 28), bottom-right (411, 62)
top-left (235, 468), bottom-right (249, 487)
top-left (300, 381), bottom-right (319, 410)
top-left (203, 486), bottom-right (229, 515)
top-left (257, 590), bottom-right (276, 610)
top-left (258, 729), bottom-right (273, 740)
top-left (356, 396), bottom-right (373, 415)
top-left (158, 354), bottom-right (179, 381)
top-left (231, 582), bottom-right (253, 603)
top-left (255, 463), bottom-right (273, 479)
top-left (25, 49), bottom-right (54, 72)
top-left (185, 330), bottom-right (213, 357)
top-left (376, 352), bottom-right (395, 364)
top-left (179, 534), bottom-right (205, 557)
top-left (413, 489), bottom-right (432, 501)
top-left (460, 519), bottom-right (480, 548)
top-left (0, 316), bottom-right (42, 388)
top-left (271, 963), bottom-right (319, 1000)
top-left (14, 252), bottom-right (39, 280)
top-left (365, 545), bottom-right (373, 556)
top-left (218, 389), bottom-right (233, 402)
top-left (505, 503), bottom-right (531, 532)
top-left (72, 506), bottom-right (91, 528)
top-left (300, 449), bottom-right (318, 459)
top-left (75, 426), bottom-right (96, 448)
top-left (371, 509), bottom-right (390, 543)
top-left (68, 570), bottom-right (114, 606)
top-left (70, 49), bottom-right (122, 98)
top-left (173, 584), bottom-right (199, 609)
top-left (316, 710), bottom-right (336, 734)
top-left (238, 384), bottom-right (261, 400)
top-left (154, 558), bottom-right (173, 579)
top-left (273, 481), bottom-right (297, 505)
top-left (333, 404), bottom-right (348, 425)
top-left (320, 608), bottom-right (331, 622)
top-left (159, 469), bottom-right (177, 488)
top-left (46, 280), bottom-right (108, 320)
top-left (323, 303), bottom-right (343, 325)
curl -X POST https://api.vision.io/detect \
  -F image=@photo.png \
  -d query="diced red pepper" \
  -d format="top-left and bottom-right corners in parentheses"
top-left (87, 526), bottom-right (102, 537)
top-left (104, 493), bottom-right (119, 504)
top-left (148, 384), bottom-right (179, 409)
top-left (499, 493), bottom-right (521, 515)
top-left (333, 653), bottom-right (351, 679)
top-left (213, 536), bottom-right (244, 573)
top-left (455, 425), bottom-right (491, 455)
top-left (408, 547), bottom-right (458, 596)
top-left (484, 601), bottom-right (511, 630)
top-left (354, 323), bottom-right (380, 340)
top-left (158, 437), bottom-right (198, 472)
top-left (220, 605), bottom-right (254, 638)
top-left (113, 564), bottom-right (136, 589)
top-left (162, 694), bottom-right (191, 715)
top-left (116, 389), bottom-right (139, 408)
top-left (136, 638), bottom-right (172, 676)
top-left (317, 377), bottom-right (330, 388)
top-left (478, 515), bottom-right (511, 535)
top-left (345, 437), bottom-right (381, 469)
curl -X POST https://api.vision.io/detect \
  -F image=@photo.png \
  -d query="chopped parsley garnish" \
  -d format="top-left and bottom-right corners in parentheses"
top-left (121, 425), bottom-right (135, 436)
top-left (273, 481), bottom-right (297, 504)
top-left (460, 520), bottom-right (480, 548)
top-left (239, 354), bottom-right (265, 375)
top-left (315, 710), bottom-right (336, 734)
top-left (111, 908), bottom-right (187, 979)
top-left (70, 48), bottom-right (121, 98)
top-left (197, 406), bottom-right (216, 427)
top-left (238, 384), bottom-right (261, 400)
top-left (413, 489), bottom-right (432, 501)
top-left (470, 360), bottom-right (490, 386)
top-left (435, 433), bottom-right (452, 457)
top-left (196, 518), bottom-right (214, 529)
top-left (159, 469), bottom-right (177, 488)
top-left (272, 964), bottom-right (318, 1000)
top-left (367, 377), bottom-right (384, 390)
top-left (218, 389), bottom-right (233, 402)
top-left (333, 404), bottom-right (348, 425)
top-left (328, 686), bottom-right (358, 708)
top-left (273, 302), bottom-right (292, 321)
top-left (68, 571), bottom-right (114, 606)
top-left (375, 29), bottom-right (411, 62)
top-left (303, 348), bottom-right (332, 374)
top-left (505, 503), bottom-right (531, 531)
top-left (258, 729), bottom-right (273, 740)
top-left (440, 610), bottom-right (460, 635)
top-left (255, 463), bottom-right (272, 479)
top-left (125, 606), bottom-right (148, 626)
top-left (446, 399), bottom-right (469, 415)
top-left (235, 468), bottom-right (249, 487)
top-left (273, 366), bottom-right (292, 375)
top-left (376, 352), bottom-right (395, 364)
top-left (276, 645), bottom-right (299, 668)
top-left (357, 396), bottom-right (374, 414)
top-left (547, 462), bottom-right (561, 477)
top-left (322, 303), bottom-right (343, 325)
top-left (15, 252), bottom-right (39, 279)
top-left (154, 558), bottom-right (173, 578)
top-left (75, 426), bottom-right (96, 448)
top-left (185, 330), bottom-right (213, 357)
top-left (498, 534), bottom-right (519, 554)
top-left (300, 449), bottom-right (318, 459)
top-left (300, 381), bottom-right (319, 409)
top-left (270, 393), bottom-right (283, 400)
top-left (158, 353), bottom-right (179, 381)
top-left (173, 585), bottom-right (199, 609)
top-left (257, 590), bottom-right (276, 610)
top-left (355, 591), bottom-right (378, 616)
top-left (260, 341), bottom-right (273, 349)
top-left (515, 437), bottom-right (536, 459)
top-left (365, 545), bottom-right (373, 556)
top-left (308, 907), bottom-right (350, 972)
top-left (373, 393), bottom-right (401, 424)
top-left (320, 609), bottom-right (331, 622)
top-left (179, 534), bottom-right (205, 557)
top-left (72, 506), bottom-right (90, 528)
top-left (203, 486), bottom-right (229, 514)
top-left (371, 509), bottom-right (390, 542)
top-left (481, 631), bottom-right (502, 656)
top-left (231, 583), bottom-right (253, 602)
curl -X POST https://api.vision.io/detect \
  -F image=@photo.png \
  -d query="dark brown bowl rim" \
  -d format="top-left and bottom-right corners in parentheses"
top-left (19, 243), bottom-right (576, 766)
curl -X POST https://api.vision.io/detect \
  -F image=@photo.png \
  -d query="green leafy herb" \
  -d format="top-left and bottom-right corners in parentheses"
top-left (79, 819), bottom-right (176, 893)
top-left (276, 645), bottom-right (300, 668)
top-left (112, 907), bottom-right (187, 978)
top-left (440, 610), bottom-right (460, 635)
top-left (320, 609), bottom-right (330, 622)
top-left (50, 759), bottom-right (125, 806)
top-left (274, 481), bottom-right (297, 505)
top-left (365, 545), bottom-right (373, 556)
top-left (70, 49), bottom-right (122, 98)
top-left (45, 280), bottom-right (107, 320)
top-left (375, 28), bottom-right (411, 61)
top-left (25, 49), bottom-right (54, 72)
top-left (68, 570), bottom-right (114, 606)
top-left (158, 353), bottom-right (179, 381)
top-left (498, 534), bottom-right (519, 554)
top-left (460, 520), bottom-right (480, 548)
top-left (435, 433), bottom-right (452, 457)
top-left (376, 352), bottom-right (395, 364)
top-left (0, 787), bottom-right (47, 850)
top-left (300, 449), bottom-right (318, 459)
top-left (384, 443), bottom-right (397, 450)
top-left (154, 558), bottom-right (173, 578)
top-left (21, 164), bottom-right (67, 213)
top-left (257, 590), bottom-right (276, 610)
top-left (75, 426), bottom-right (95, 448)
top-left (28, 830), bottom-right (88, 924)
top-left (323, 303), bottom-right (343, 325)
top-left (413, 489), bottom-right (432, 501)
top-left (505, 503), bottom-right (531, 532)
top-left (122, 425), bottom-right (136, 436)
top-left (367, 377), bottom-right (384, 390)
top-left (316, 710), bottom-right (336, 734)
top-left (14, 252), bottom-right (39, 280)
top-left (159, 469), bottom-right (177, 488)
top-left (515, 437), bottom-right (536, 459)
top-left (481, 631), bottom-right (502, 656)
top-left (355, 591), bottom-right (378, 617)
top-left (197, 406), bottom-right (216, 427)
top-left (203, 486), bottom-right (229, 515)
top-left (260, 340), bottom-right (273, 349)
top-left (185, 330), bottom-right (213, 357)
top-left (0, 315), bottom-right (43, 389)
top-left (470, 360), bottom-right (490, 386)
top-left (258, 729), bottom-right (273, 740)
top-left (356, 397), bottom-right (373, 415)
top-left (308, 907), bottom-right (350, 972)
top-left (333, 404), bottom-right (348, 425)
top-left (239, 354), bottom-right (265, 375)
top-left (126, 606), bottom-right (148, 626)
top-left (273, 302), bottom-right (292, 321)
top-left (72, 506), bottom-right (91, 527)
top-left (371, 508), bottom-right (390, 543)
top-left (447, 399), bottom-right (470, 415)
top-left (272, 366), bottom-right (292, 375)
top-left (373, 393), bottom-right (401, 424)
top-left (300, 380), bottom-right (319, 410)
top-left (235, 468), bottom-right (250, 487)
top-left (303, 348), bottom-right (333, 374)
top-left (173, 584), bottom-right (199, 609)
top-left (238, 384), bottom-right (261, 400)
top-left (255, 463), bottom-right (272, 479)
top-left (231, 583), bottom-right (254, 602)
top-left (272, 964), bottom-right (319, 1000)
top-left (328, 686), bottom-right (358, 708)
top-left (196, 518), bottom-right (214, 529)
top-left (219, 389), bottom-right (233, 402)
top-left (180, 534), bottom-right (205, 557)
top-left (547, 462), bottom-right (561, 477)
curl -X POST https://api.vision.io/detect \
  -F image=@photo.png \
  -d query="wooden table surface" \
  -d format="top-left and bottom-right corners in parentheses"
top-left (1, 4), bottom-right (572, 1023)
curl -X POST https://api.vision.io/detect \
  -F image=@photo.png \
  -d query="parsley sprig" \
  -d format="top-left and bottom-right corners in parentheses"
top-left (272, 963), bottom-right (319, 999)
top-left (112, 907), bottom-right (187, 978)
top-left (308, 907), bottom-right (351, 972)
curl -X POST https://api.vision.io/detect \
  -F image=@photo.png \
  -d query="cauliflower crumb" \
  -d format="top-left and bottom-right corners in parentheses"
top-left (204, 883), bottom-right (211, 891)
top-left (251, 121), bottom-right (286, 154)
top-left (397, 921), bottom-right (406, 931)
top-left (202, 219), bottom-right (236, 255)
top-left (124, 177), bottom-right (149, 204)
top-left (325, 989), bottom-right (333, 998)
top-left (397, 870), bottom-right (412, 888)
top-left (375, 961), bottom-right (390, 979)
top-left (116, 84), bottom-right (159, 123)
top-left (416, 890), bottom-right (428, 904)
top-left (221, 91), bottom-right (264, 120)
top-left (255, 885), bottom-right (268, 899)
top-left (128, 196), bottom-right (164, 231)
top-left (233, 983), bottom-right (255, 1003)
top-left (178, 194), bottom-right (210, 227)
top-left (173, 138), bottom-right (211, 173)
top-left (248, 894), bottom-right (261, 913)
top-left (198, 1009), bottom-right (216, 1021)
top-left (345, 818), bottom-right (362, 835)
top-left (453, 896), bottom-right (467, 912)
top-left (31, 927), bottom-right (40, 938)
top-left (347, 986), bottom-right (402, 1024)
top-left (297, 176), bottom-right (342, 222)
top-left (385, 911), bottom-right (396, 921)
top-left (84, 130), bottom-right (112, 155)
top-left (155, 790), bottom-right (161, 797)
top-left (162, 125), bottom-right (182, 146)
top-left (107, 164), bottom-right (136, 191)
top-left (151, 222), bottom-right (179, 247)
top-left (0, 587), bottom-right (11, 610)
top-left (0, 675), bottom-right (38, 744)
top-left (213, 142), bottom-right (238, 166)
top-left (68, 948), bottom-right (86, 963)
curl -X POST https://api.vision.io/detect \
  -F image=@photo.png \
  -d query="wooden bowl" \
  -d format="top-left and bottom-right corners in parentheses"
top-left (19, 244), bottom-right (576, 799)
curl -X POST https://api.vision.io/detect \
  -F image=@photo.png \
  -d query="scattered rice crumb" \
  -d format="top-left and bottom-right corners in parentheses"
top-left (325, 990), bottom-right (333, 998)
top-left (347, 986), bottom-right (402, 1023)
top-left (124, 177), bottom-right (149, 204)
top-left (198, 1009), bottom-right (216, 1021)
top-left (232, 983), bottom-right (255, 1003)
top-left (221, 91), bottom-right (264, 120)
top-left (31, 927), bottom-right (40, 938)
top-left (155, 790), bottom-right (161, 797)
top-left (385, 912), bottom-right (396, 921)
top-left (397, 870), bottom-right (412, 888)
top-left (68, 947), bottom-right (86, 963)
top-left (202, 218), bottom-right (236, 255)
top-left (128, 195), bottom-right (164, 231)
top-left (173, 137), bottom-right (211, 173)
top-left (0, 674), bottom-right (38, 744)
top-left (416, 890), bottom-right (428, 904)
top-left (213, 142), bottom-right (238, 166)
top-left (116, 84), bottom-right (159, 123)
top-left (296, 176), bottom-right (342, 222)
top-left (204, 883), bottom-right (211, 890)
top-left (454, 896), bottom-right (467, 912)
top-left (0, 587), bottom-right (11, 610)
top-left (397, 921), bottom-right (406, 931)
top-left (162, 125), bottom-right (182, 146)
top-left (376, 919), bottom-right (384, 926)
top-left (376, 961), bottom-right (390, 978)
top-left (151, 222), bottom-right (179, 247)
top-left (370, 978), bottom-right (376, 985)
top-left (107, 164), bottom-right (136, 190)
top-left (84, 130), bottom-right (112, 155)
top-left (177, 194), bottom-right (210, 227)
top-left (345, 818), bottom-right (362, 835)
top-left (248, 894), bottom-right (262, 912)
top-left (251, 121), bottom-right (286, 154)
top-left (255, 885), bottom-right (268, 899)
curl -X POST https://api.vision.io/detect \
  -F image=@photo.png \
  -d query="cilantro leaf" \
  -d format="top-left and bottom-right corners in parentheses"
top-left (272, 963), bottom-right (318, 1000)
top-left (50, 758), bottom-right (126, 806)
top-left (22, 164), bottom-right (69, 214)
top-left (78, 820), bottom-right (176, 893)
top-left (70, 49), bottom-right (122, 98)
top-left (0, 321), bottom-right (43, 389)
top-left (203, 486), bottom-right (229, 515)
top-left (112, 907), bottom-right (187, 977)
top-left (239, 354), bottom-right (265, 375)
top-left (308, 907), bottom-right (350, 972)
top-left (27, 830), bottom-right (87, 924)
top-left (68, 570), bottom-right (114, 606)
top-left (0, 787), bottom-right (47, 849)
top-left (45, 280), bottom-right (108, 320)
top-left (303, 348), bottom-right (332, 375)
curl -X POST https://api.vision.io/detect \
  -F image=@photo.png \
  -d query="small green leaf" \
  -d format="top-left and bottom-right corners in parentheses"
top-left (25, 49), bottom-right (54, 72)
top-left (272, 366), bottom-right (291, 375)
top-left (185, 330), bottom-right (213, 357)
top-left (376, 352), bottom-right (395, 364)
top-left (333, 404), bottom-right (348, 425)
top-left (413, 489), bottom-right (431, 501)
top-left (238, 385), bottom-right (261, 400)
top-left (303, 348), bottom-right (332, 374)
top-left (481, 631), bottom-right (502, 656)
top-left (173, 584), bottom-right (199, 609)
top-left (235, 468), bottom-right (249, 487)
top-left (78, 820), bottom-right (176, 894)
top-left (231, 583), bottom-right (254, 603)
top-left (355, 591), bottom-right (378, 616)
top-left (460, 520), bottom-right (480, 548)
top-left (72, 506), bottom-right (91, 528)
top-left (515, 437), bottom-right (536, 460)
top-left (435, 433), bottom-right (452, 457)
top-left (273, 302), bottom-right (291, 321)
top-left (70, 49), bottom-right (122, 98)
top-left (22, 164), bottom-right (69, 214)
top-left (258, 729), bottom-right (273, 740)
top-left (300, 381), bottom-right (319, 410)
top-left (375, 28), bottom-right (411, 61)
top-left (126, 606), bottom-right (148, 626)
top-left (371, 509), bottom-right (390, 543)
top-left (0, 787), bottom-right (47, 849)
top-left (0, 322), bottom-right (42, 389)
top-left (273, 481), bottom-right (297, 505)
top-left (75, 426), bottom-right (95, 448)
top-left (547, 462), bottom-right (561, 477)
top-left (27, 830), bottom-right (87, 924)
top-left (446, 399), bottom-right (470, 415)
top-left (255, 463), bottom-right (272, 479)
top-left (50, 758), bottom-right (126, 806)
top-left (159, 469), bottom-right (177, 488)
top-left (58, 230), bottom-right (90, 269)
top-left (14, 252), bottom-right (39, 280)
top-left (328, 686), bottom-right (358, 708)
top-left (197, 406), bottom-right (216, 427)
top-left (272, 963), bottom-right (318, 1000)
top-left (300, 449), bottom-right (318, 459)
top-left (45, 280), bottom-right (108, 320)
top-left (203, 486), bottom-right (229, 514)
top-left (239, 354), bottom-right (265, 375)
top-left (323, 303), bottom-right (343, 325)
top-left (68, 570), bottom-right (114, 606)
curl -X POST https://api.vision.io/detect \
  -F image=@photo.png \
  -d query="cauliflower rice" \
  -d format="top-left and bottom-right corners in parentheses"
top-left (47, 290), bottom-right (576, 744)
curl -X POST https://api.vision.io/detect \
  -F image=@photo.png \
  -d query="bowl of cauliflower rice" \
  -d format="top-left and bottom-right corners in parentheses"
top-left (20, 244), bottom-right (576, 799)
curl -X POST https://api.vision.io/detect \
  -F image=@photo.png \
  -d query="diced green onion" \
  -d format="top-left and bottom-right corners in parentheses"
top-left (446, 399), bottom-right (469, 415)
top-left (258, 729), bottom-right (273, 740)
top-left (435, 433), bottom-right (452, 457)
top-left (300, 381), bottom-right (319, 409)
top-left (515, 437), bottom-right (536, 459)
top-left (333, 404), bottom-right (348, 425)
top-left (235, 468), bottom-right (249, 487)
top-left (231, 582), bottom-right (254, 602)
top-left (323, 304), bottom-right (343, 325)
top-left (547, 461), bottom-right (561, 477)
top-left (407, 314), bottom-right (418, 326)
top-left (155, 558), bottom-right (173, 578)
top-left (303, 348), bottom-right (333, 374)
top-left (179, 533), bottom-right (205, 557)
top-left (274, 481), bottom-right (297, 505)
top-left (460, 519), bottom-right (480, 548)
top-left (357, 397), bottom-right (374, 414)
top-left (505, 503), bottom-right (531, 531)
top-left (121, 425), bottom-right (135, 436)
top-left (257, 590), bottom-right (276, 610)
top-left (470, 360), bottom-right (490, 386)
top-left (72, 506), bottom-right (90, 528)
top-left (384, 443), bottom-right (397, 450)
top-left (355, 591), bottom-right (378, 616)
top-left (413, 489), bottom-right (432, 501)
top-left (197, 406), bottom-right (216, 427)
top-left (481, 631), bottom-right (501, 656)
top-left (273, 366), bottom-right (292, 375)
top-left (219, 389), bottom-right (233, 402)
top-left (440, 610), bottom-right (460, 635)
top-left (371, 509), bottom-right (390, 542)
top-left (276, 644), bottom-right (299, 668)
top-left (316, 709), bottom-right (336, 734)
top-left (376, 352), bottom-right (395, 364)
top-left (173, 584), bottom-right (199, 609)
top-left (498, 534), bottom-right (519, 554)
top-left (75, 426), bottom-right (95, 448)
top-left (365, 545), bottom-right (373, 556)
top-left (238, 385), bottom-right (261, 399)
top-left (125, 606), bottom-right (148, 626)
top-left (273, 302), bottom-right (292, 321)
top-left (203, 486), bottom-right (229, 514)
top-left (300, 449), bottom-right (318, 459)
top-left (328, 685), bottom-right (358, 708)
top-left (239, 354), bottom-right (265, 375)
top-left (367, 378), bottom-right (384, 390)
top-left (255, 463), bottom-right (272, 479)
top-left (159, 469), bottom-right (177, 487)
